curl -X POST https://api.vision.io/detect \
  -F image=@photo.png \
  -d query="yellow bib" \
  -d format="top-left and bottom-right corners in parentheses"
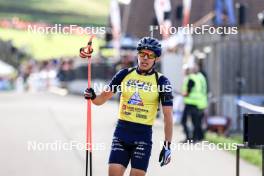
top-left (118, 70), bottom-right (160, 125)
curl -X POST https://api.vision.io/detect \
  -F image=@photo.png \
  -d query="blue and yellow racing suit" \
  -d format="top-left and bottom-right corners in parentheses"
top-left (108, 67), bottom-right (173, 171)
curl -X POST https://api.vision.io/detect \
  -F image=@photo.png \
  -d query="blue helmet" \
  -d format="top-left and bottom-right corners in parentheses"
top-left (137, 37), bottom-right (162, 57)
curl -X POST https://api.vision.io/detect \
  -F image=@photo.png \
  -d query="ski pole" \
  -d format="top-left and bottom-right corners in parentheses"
top-left (80, 35), bottom-right (94, 176)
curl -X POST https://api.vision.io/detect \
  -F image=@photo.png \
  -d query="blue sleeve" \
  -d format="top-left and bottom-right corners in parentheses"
top-left (108, 68), bottom-right (129, 93)
top-left (158, 75), bottom-right (173, 106)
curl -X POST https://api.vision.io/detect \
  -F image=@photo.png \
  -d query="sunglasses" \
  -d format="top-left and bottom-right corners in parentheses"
top-left (138, 51), bottom-right (157, 59)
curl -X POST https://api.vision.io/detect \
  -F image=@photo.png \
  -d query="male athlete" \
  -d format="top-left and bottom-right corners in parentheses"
top-left (81, 37), bottom-right (173, 176)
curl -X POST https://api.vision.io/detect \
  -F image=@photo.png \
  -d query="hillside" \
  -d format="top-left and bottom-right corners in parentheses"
top-left (0, 0), bottom-right (109, 26)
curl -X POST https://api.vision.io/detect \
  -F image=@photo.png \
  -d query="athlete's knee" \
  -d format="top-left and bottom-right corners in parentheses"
top-left (129, 168), bottom-right (146, 176)
top-left (108, 164), bottom-right (126, 176)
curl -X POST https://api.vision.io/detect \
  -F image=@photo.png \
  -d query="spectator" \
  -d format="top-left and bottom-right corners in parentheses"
top-left (215, 0), bottom-right (236, 26)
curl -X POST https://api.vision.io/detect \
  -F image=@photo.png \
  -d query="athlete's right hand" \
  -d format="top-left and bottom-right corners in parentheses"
top-left (84, 88), bottom-right (96, 100)
top-left (79, 47), bottom-right (93, 58)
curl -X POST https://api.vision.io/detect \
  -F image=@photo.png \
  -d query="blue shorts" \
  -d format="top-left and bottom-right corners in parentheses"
top-left (109, 137), bottom-right (152, 172)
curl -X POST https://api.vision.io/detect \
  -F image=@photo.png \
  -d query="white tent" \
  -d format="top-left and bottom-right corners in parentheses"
top-left (0, 60), bottom-right (16, 77)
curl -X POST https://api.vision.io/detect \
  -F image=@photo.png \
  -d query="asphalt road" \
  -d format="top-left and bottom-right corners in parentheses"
top-left (0, 92), bottom-right (261, 176)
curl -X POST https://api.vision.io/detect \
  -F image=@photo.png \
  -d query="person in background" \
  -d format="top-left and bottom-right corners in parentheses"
top-left (181, 63), bottom-right (207, 143)
top-left (215, 0), bottom-right (236, 26)
top-left (181, 65), bottom-right (199, 143)
top-left (193, 64), bottom-right (208, 141)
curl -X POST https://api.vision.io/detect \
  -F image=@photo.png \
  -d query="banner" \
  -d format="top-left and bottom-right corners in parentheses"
top-left (182, 0), bottom-right (192, 26)
top-left (110, 0), bottom-right (121, 60)
top-left (154, 0), bottom-right (172, 39)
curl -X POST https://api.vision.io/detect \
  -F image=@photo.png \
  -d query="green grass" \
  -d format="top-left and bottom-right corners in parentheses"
top-left (0, 28), bottom-right (105, 60)
top-left (0, 0), bottom-right (109, 26)
top-left (206, 133), bottom-right (262, 168)
top-left (0, 0), bottom-right (109, 59)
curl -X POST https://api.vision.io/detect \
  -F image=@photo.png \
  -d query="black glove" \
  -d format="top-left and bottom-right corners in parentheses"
top-left (159, 141), bottom-right (171, 167)
top-left (84, 88), bottom-right (96, 100)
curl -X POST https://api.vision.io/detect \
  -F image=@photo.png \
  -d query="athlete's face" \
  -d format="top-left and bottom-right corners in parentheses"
top-left (137, 49), bottom-right (157, 71)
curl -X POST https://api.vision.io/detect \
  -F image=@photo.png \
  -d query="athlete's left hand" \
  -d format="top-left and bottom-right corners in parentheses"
top-left (159, 141), bottom-right (171, 167)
